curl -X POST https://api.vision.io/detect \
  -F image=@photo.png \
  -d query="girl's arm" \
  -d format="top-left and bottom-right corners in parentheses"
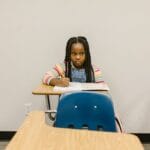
top-left (42, 63), bottom-right (68, 86)
top-left (93, 65), bottom-right (104, 83)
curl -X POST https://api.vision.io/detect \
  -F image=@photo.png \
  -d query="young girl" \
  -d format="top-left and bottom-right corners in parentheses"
top-left (42, 36), bottom-right (123, 132)
top-left (43, 36), bottom-right (103, 86)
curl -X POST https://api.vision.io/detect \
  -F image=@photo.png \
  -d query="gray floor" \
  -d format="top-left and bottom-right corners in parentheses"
top-left (143, 144), bottom-right (150, 150)
top-left (0, 141), bottom-right (8, 150)
top-left (0, 141), bottom-right (150, 150)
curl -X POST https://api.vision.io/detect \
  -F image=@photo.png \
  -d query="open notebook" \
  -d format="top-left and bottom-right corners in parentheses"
top-left (53, 82), bottom-right (110, 92)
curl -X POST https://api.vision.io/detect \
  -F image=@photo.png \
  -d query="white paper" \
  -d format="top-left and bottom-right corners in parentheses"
top-left (53, 82), bottom-right (109, 92)
top-left (80, 82), bottom-right (110, 91)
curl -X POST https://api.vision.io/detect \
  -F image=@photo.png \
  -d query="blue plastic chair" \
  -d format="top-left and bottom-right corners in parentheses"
top-left (54, 91), bottom-right (117, 132)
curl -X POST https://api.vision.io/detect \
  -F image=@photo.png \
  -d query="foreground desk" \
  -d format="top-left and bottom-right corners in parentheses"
top-left (6, 111), bottom-right (143, 150)
top-left (32, 83), bottom-right (109, 109)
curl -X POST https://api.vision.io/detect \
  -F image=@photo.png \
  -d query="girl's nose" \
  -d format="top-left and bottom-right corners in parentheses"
top-left (76, 54), bottom-right (80, 59)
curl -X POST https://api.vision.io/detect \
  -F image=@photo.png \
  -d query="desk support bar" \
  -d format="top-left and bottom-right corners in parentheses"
top-left (45, 110), bottom-right (56, 121)
top-left (45, 95), bottom-right (51, 110)
top-left (45, 95), bottom-right (56, 121)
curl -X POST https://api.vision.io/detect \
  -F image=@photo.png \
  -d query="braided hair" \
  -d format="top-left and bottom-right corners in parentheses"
top-left (64, 36), bottom-right (95, 82)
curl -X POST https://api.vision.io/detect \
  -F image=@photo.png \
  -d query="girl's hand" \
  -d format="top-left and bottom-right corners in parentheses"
top-left (58, 78), bottom-right (70, 87)
top-left (49, 77), bottom-right (70, 87)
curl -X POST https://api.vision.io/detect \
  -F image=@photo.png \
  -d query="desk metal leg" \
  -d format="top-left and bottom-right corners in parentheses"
top-left (45, 95), bottom-right (55, 121)
top-left (45, 95), bottom-right (51, 110)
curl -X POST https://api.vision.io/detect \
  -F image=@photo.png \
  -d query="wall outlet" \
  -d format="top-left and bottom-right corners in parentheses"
top-left (24, 103), bottom-right (32, 116)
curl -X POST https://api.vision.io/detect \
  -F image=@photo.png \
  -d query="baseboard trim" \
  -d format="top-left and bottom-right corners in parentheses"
top-left (0, 131), bottom-right (16, 140)
top-left (0, 131), bottom-right (150, 143)
top-left (134, 133), bottom-right (150, 143)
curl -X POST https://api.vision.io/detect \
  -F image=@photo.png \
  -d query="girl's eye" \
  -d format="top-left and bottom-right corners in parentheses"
top-left (71, 52), bottom-right (85, 56)
top-left (71, 52), bottom-right (76, 56)
top-left (80, 52), bottom-right (85, 55)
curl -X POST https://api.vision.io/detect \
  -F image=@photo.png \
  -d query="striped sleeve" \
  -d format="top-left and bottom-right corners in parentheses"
top-left (42, 63), bottom-right (65, 85)
top-left (93, 65), bottom-right (104, 83)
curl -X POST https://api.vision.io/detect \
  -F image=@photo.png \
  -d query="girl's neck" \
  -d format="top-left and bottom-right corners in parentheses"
top-left (71, 62), bottom-right (84, 69)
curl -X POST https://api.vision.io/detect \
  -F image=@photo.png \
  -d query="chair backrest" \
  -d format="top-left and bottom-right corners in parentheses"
top-left (55, 91), bottom-right (117, 132)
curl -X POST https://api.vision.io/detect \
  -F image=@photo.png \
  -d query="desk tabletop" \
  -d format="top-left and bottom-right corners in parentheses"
top-left (32, 83), bottom-right (109, 95)
top-left (32, 83), bottom-right (63, 95)
top-left (6, 111), bottom-right (143, 150)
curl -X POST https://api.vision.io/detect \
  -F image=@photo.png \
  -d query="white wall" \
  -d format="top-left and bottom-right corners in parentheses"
top-left (0, 0), bottom-right (150, 132)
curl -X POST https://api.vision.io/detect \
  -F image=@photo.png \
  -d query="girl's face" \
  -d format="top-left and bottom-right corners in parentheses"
top-left (71, 43), bottom-right (86, 68)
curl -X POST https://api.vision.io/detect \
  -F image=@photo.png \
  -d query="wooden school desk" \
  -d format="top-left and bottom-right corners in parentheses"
top-left (32, 83), bottom-right (63, 110)
top-left (6, 111), bottom-right (144, 150)
top-left (32, 83), bottom-right (109, 110)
